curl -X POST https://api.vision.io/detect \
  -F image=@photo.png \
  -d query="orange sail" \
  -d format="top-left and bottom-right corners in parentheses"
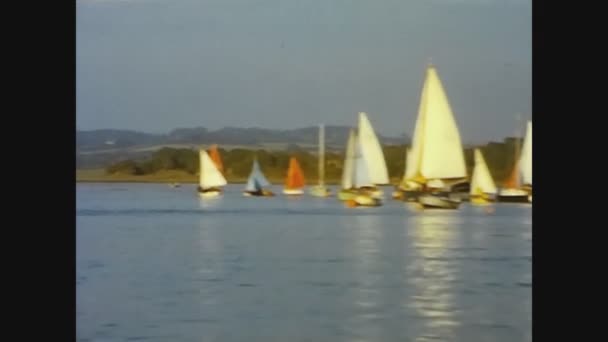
top-left (208, 145), bottom-right (224, 174)
top-left (285, 157), bottom-right (305, 189)
top-left (503, 160), bottom-right (520, 189)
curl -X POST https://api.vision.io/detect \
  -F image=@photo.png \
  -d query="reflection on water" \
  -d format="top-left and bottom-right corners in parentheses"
top-left (350, 214), bottom-right (384, 338)
top-left (197, 195), bottom-right (224, 210)
top-left (194, 216), bottom-right (225, 332)
top-left (407, 212), bottom-right (463, 341)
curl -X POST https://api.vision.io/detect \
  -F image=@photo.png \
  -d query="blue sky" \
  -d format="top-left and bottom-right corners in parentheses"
top-left (77, 0), bottom-right (531, 143)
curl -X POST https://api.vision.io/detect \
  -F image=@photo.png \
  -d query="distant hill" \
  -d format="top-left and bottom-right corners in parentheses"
top-left (76, 126), bottom-right (408, 169)
top-left (77, 126), bottom-right (407, 152)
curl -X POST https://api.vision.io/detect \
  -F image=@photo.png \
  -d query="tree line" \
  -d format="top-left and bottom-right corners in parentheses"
top-left (105, 138), bottom-right (522, 183)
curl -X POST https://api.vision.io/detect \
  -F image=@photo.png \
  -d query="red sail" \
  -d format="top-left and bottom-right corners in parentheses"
top-left (208, 144), bottom-right (224, 174)
top-left (503, 160), bottom-right (520, 189)
top-left (285, 157), bottom-right (305, 189)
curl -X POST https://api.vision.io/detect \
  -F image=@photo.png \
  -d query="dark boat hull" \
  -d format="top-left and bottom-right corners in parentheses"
top-left (496, 194), bottom-right (530, 203)
top-left (243, 190), bottom-right (275, 197)
top-left (393, 189), bottom-right (423, 202)
top-left (419, 194), bottom-right (461, 209)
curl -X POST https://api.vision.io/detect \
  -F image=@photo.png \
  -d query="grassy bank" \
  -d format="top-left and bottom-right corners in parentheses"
top-left (77, 169), bottom-right (401, 185)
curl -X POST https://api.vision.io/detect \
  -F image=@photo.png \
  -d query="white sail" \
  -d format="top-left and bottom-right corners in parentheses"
top-left (357, 112), bottom-right (389, 185)
top-left (199, 150), bottom-right (227, 189)
top-left (353, 134), bottom-right (374, 188)
top-left (318, 124), bottom-right (325, 186)
top-left (407, 65), bottom-right (467, 182)
top-left (407, 98), bottom-right (425, 182)
top-left (470, 148), bottom-right (497, 195)
top-left (341, 129), bottom-right (356, 189)
top-left (519, 121), bottom-right (532, 186)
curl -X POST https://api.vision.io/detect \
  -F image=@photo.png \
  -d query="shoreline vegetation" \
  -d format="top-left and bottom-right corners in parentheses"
top-left (77, 139), bottom-right (522, 185)
top-left (75, 169), bottom-right (357, 185)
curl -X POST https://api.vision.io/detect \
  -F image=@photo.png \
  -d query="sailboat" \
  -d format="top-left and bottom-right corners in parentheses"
top-left (348, 135), bottom-right (383, 207)
top-left (470, 148), bottom-right (497, 205)
top-left (400, 63), bottom-right (467, 209)
top-left (310, 124), bottom-right (331, 197)
top-left (283, 157), bottom-right (305, 195)
top-left (497, 120), bottom-right (531, 203)
top-left (338, 128), bottom-right (359, 201)
top-left (197, 149), bottom-right (227, 197)
top-left (357, 112), bottom-right (390, 198)
top-left (393, 148), bottom-right (423, 201)
top-left (243, 158), bottom-right (275, 197)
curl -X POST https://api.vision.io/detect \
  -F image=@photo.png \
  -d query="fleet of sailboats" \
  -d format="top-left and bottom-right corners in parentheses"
top-left (187, 62), bottom-right (530, 209)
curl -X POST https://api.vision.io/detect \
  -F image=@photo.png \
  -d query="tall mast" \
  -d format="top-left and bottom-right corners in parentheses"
top-left (513, 113), bottom-right (523, 186)
top-left (319, 124), bottom-right (325, 186)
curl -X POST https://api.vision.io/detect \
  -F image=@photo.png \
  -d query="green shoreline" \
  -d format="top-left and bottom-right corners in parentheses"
top-left (75, 169), bottom-right (400, 186)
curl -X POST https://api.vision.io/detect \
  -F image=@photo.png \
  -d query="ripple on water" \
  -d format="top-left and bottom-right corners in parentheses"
top-left (85, 261), bottom-right (105, 270)
top-left (237, 283), bottom-right (257, 287)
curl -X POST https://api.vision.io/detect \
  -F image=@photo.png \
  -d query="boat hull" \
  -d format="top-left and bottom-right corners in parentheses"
top-left (243, 189), bottom-right (275, 197)
top-left (393, 189), bottom-right (423, 202)
top-left (355, 195), bottom-right (381, 206)
top-left (338, 189), bottom-right (359, 201)
top-left (497, 188), bottom-right (530, 203)
top-left (470, 196), bottom-right (494, 205)
top-left (345, 195), bottom-right (382, 207)
top-left (496, 194), bottom-right (530, 203)
top-left (198, 189), bottom-right (222, 198)
top-left (367, 188), bottom-right (384, 199)
top-left (309, 186), bottom-right (331, 197)
top-left (419, 194), bottom-right (461, 209)
top-left (450, 192), bottom-right (470, 202)
top-left (283, 188), bottom-right (304, 196)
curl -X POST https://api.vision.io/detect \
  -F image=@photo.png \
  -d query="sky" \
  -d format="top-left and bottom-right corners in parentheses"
top-left (76, 0), bottom-right (531, 143)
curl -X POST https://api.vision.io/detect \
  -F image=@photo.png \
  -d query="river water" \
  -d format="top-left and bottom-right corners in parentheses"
top-left (77, 183), bottom-right (531, 342)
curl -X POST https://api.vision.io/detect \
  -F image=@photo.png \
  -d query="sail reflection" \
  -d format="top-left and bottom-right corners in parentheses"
top-left (196, 217), bottom-right (225, 305)
top-left (405, 212), bottom-right (463, 340)
top-left (197, 195), bottom-right (224, 210)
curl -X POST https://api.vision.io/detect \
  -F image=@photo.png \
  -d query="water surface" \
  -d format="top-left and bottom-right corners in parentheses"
top-left (77, 183), bottom-right (531, 342)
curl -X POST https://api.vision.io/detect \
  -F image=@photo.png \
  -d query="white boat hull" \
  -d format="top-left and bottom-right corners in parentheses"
top-left (419, 194), bottom-right (461, 209)
top-left (369, 189), bottom-right (384, 199)
top-left (345, 195), bottom-right (382, 207)
top-left (310, 186), bottom-right (331, 197)
top-left (283, 189), bottom-right (304, 196)
top-left (198, 189), bottom-right (222, 198)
